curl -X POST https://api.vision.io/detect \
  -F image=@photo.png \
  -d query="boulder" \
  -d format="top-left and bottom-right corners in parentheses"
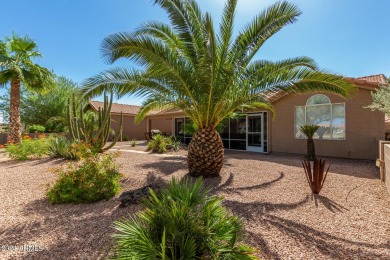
top-left (119, 184), bottom-right (161, 207)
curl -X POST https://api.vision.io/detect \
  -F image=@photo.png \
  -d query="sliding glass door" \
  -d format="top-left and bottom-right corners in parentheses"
top-left (246, 114), bottom-right (264, 152)
top-left (174, 112), bottom-right (268, 153)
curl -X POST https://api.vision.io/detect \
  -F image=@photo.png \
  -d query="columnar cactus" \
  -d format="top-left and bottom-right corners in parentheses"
top-left (67, 93), bottom-right (123, 152)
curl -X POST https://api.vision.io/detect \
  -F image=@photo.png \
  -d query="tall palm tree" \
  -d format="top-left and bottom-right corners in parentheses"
top-left (0, 34), bottom-right (54, 143)
top-left (82, 0), bottom-right (355, 178)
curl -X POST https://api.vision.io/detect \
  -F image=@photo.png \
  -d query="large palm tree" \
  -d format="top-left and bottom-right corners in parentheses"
top-left (82, 0), bottom-right (355, 178)
top-left (0, 34), bottom-right (54, 143)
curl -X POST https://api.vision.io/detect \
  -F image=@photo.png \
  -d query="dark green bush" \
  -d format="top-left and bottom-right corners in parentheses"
top-left (47, 153), bottom-right (121, 204)
top-left (122, 134), bottom-right (130, 141)
top-left (47, 137), bottom-right (72, 158)
top-left (147, 134), bottom-right (181, 153)
top-left (27, 124), bottom-right (46, 133)
top-left (111, 177), bottom-right (258, 259)
top-left (169, 136), bottom-right (181, 151)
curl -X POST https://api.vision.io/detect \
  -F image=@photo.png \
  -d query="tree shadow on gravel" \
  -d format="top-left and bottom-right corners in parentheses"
top-left (263, 214), bottom-right (389, 259)
top-left (140, 156), bottom-right (187, 175)
top-left (30, 157), bottom-right (66, 166)
top-left (0, 157), bottom-right (64, 168)
top-left (192, 171), bottom-right (285, 195)
top-left (223, 198), bottom-right (389, 259)
top-left (223, 151), bottom-right (379, 179)
top-left (312, 194), bottom-right (348, 213)
top-left (0, 197), bottom-right (139, 260)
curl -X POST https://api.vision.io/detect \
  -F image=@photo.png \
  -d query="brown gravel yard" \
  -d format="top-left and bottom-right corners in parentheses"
top-left (0, 147), bottom-right (389, 259)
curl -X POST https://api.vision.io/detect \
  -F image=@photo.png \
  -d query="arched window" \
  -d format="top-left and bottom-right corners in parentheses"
top-left (306, 94), bottom-right (331, 106)
top-left (295, 95), bottom-right (345, 140)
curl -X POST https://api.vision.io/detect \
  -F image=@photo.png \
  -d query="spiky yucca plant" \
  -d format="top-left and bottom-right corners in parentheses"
top-left (111, 177), bottom-right (258, 259)
top-left (82, 0), bottom-right (355, 177)
top-left (299, 124), bottom-right (320, 161)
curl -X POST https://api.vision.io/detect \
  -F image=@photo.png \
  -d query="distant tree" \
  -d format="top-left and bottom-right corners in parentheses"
top-left (0, 34), bottom-right (55, 143)
top-left (0, 76), bottom-right (78, 132)
top-left (366, 76), bottom-right (390, 116)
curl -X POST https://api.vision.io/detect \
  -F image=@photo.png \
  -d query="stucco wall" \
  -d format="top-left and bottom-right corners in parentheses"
top-left (150, 117), bottom-right (173, 135)
top-left (384, 144), bottom-right (390, 194)
top-left (111, 114), bottom-right (147, 140)
top-left (270, 89), bottom-right (385, 160)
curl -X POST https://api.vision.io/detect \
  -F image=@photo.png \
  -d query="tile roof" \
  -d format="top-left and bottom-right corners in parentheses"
top-left (356, 74), bottom-right (387, 84)
top-left (347, 74), bottom-right (388, 89)
top-left (89, 101), bottom-right (143, 115)
top-left (264, 74), bottom-right (388, 103)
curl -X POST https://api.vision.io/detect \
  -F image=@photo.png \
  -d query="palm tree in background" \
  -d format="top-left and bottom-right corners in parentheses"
top-left (82, 0), bottom-right (355, 178)
top-left (0, 34), bottom-right (54, 143)
top-left (299, 124), bottom-right (320, 161)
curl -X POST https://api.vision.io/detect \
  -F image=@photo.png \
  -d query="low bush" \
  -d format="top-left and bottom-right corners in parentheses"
top-left (147, 134), bottom-right (181, 153)
top-left (122, 134), bottom-right (130, 142)
top-left (48, 137), bottom-right (71, 158)
top-left (27, 125), bottom-right (46, 133)
top-left (5, 138), bottom-right (49, 160)
top-left (47, 153), bottom-right (121, 204)
top-left (169, 136), bottom-right (181, 151)
top-left (111, 177), bottom-right (258, 259)
top-left (130, 139), bottom-right (136, 147)
top-left (48, 138), bottom-right (95, 160)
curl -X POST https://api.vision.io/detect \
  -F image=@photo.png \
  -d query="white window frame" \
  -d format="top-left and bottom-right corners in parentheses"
top-left (295, 95), bottom-right (346, 140)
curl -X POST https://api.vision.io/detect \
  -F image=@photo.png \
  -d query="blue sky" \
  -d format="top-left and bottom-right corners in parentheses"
top-left (1, 0), bottom-right (389, 105)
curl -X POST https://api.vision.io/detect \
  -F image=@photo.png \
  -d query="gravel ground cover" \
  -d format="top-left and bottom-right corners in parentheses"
top-left (0, 149), bottom-right (389, 259)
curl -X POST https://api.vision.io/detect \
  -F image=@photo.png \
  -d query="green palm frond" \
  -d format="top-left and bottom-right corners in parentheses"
top-left (0, 34), bottom-right (55, 90)
top-left (232, 1), bottom-right (301, 66)
top-left (82, 0), bottom-right (356, 130)
top-left (111, 177), bottom-right (259, 259)
top-left (300, 124), bottom-right (320, 138)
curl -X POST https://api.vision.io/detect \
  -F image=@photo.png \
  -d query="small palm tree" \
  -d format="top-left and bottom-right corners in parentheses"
top-left (112, 177), bottom-right (258, 259)
top-left (299, 124), bottom-right (320, 161)
top-left (0, 34), bottom-right (54, 143)
top-left (82, 0), bottom-right (355, 178)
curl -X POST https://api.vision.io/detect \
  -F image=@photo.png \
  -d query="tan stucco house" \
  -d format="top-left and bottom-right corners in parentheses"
top-left (90, 74), bottom-right (388, 160)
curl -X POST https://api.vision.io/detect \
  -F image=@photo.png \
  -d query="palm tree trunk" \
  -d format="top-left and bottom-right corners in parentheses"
top-left (8, 80), bottom-right (22, 144)
top-left (188, 127), bottom-right (224, 178)
top-left (307, 137), bottom-right (316, 161)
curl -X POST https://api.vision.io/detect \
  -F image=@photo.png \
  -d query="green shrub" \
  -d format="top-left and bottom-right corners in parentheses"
top-left (47, 153), bottom-right (121, 204)
top-left (169, 136), bottom-right (181, 151)
top-left (147, 134), bottom-right (180, 153)
top-left (27, 124), bottom-right (46, 133)
top-left (112, 177), bottom-right (258, 259)
top-left (147, 134), bottom-right (167, 153)
top-left (48, 138), bottom-right (95, 160)
top-left (122, 134), bottom-right (130, 141)
top-left (68, 141), bottom-right (96, 160)
top-left (130, 139), bottom-right (136, 147)
top-left (5, 138), bottom-right (49, 160)
top-left (48, 137), bottom-right (71, 158)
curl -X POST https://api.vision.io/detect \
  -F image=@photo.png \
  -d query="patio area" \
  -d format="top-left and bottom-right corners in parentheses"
top-left (0, 149), bottom-right (389, 259)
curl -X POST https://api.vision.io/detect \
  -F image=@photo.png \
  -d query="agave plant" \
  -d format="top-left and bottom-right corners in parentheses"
top-left (82, 0), bottom-right (355, 178)
top-left (111, 177), bottom-right (258, 259)
top-left (299, 124), bottom-right (320, 161)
